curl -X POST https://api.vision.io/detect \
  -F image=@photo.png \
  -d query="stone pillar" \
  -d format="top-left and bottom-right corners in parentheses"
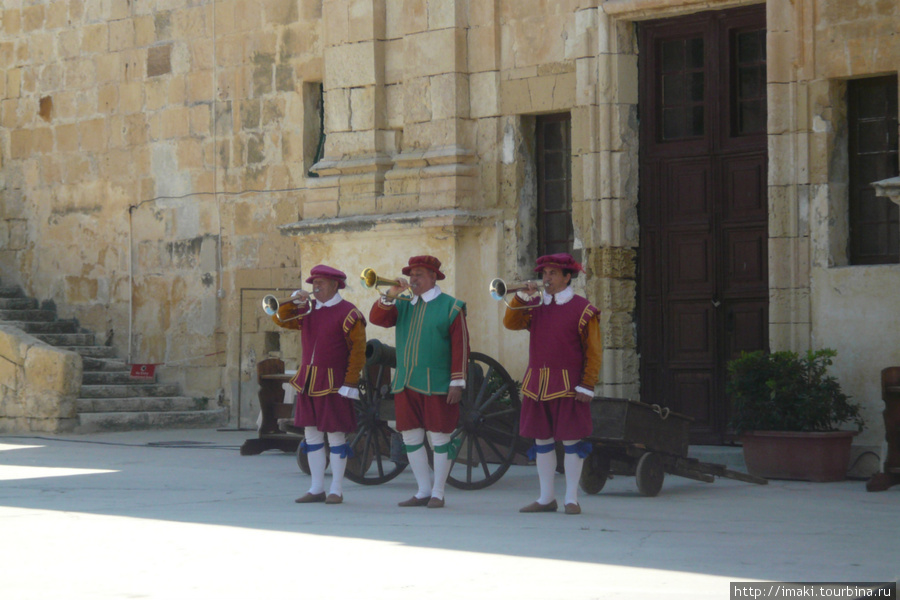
top-left (387, 0), bottom-right (475, 213)
top-left (310, 0), bottom-right (393, 216)
top-left (766, 0), bottom-right (812, 353)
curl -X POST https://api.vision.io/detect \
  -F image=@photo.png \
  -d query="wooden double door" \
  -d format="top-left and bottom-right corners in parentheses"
top-left (638, 6), bottom-right (768, 444)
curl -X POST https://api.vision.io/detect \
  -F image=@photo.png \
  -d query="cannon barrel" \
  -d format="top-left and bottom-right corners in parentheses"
top-left (365, 339), bottom-right (397, 368)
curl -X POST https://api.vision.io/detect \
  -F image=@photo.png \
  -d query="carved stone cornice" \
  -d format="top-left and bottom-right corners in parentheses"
top-left (279, 208), bottom-right (500, 236)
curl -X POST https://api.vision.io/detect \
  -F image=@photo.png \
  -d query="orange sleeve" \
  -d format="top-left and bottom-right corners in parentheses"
top-left (579, 313), bottom-right (603, 390)
top-left (502, 294), bottom-right (536, 330)
top-left (343, 319), bottom-right (366, 387)
top-left (271, 300), bottom-right (308, 331)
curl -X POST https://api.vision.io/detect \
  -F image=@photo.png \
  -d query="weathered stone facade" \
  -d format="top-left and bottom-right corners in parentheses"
top-left (0, 323), bottom-right (82, 432)
top-left (1, 0), bottom-right (898, 460)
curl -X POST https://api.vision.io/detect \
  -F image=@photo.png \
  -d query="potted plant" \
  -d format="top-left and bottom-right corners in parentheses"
top-left (727, 348), bottom-right (864, 482)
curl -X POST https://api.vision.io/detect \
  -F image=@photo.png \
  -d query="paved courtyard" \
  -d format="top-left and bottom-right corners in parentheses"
top-left (0, 428), bottom-right (897, 600)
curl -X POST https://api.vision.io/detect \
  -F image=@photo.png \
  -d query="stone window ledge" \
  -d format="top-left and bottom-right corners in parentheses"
top-left (279, 208), bottom-right (502, 236)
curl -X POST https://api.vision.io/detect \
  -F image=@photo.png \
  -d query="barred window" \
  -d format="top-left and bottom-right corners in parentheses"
top-left (536, 113), bottom-right (574, 256)
top-left (848, 75), bottom-right (899, 265)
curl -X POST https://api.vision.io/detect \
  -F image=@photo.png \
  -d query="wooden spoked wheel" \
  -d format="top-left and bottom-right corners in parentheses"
top-left (446, 352), bottom-right (521, 490)
top-left (344, 364), bottom-right (407, 485)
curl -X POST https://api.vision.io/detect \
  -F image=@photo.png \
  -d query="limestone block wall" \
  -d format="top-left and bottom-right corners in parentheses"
top-left (795, 0), bottom-right (900, 450)
top-left (0, 323), bottom-right (82, 433)
top-left (4, 0), bottom-right (895, 439)
top-left (0, 1), bottom-right (326, 407)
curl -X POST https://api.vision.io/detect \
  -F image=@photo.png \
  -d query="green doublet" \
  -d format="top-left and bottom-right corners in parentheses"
top-left (392, 294), bottom-right (466, 395)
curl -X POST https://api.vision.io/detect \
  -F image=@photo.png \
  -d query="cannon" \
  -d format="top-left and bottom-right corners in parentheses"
top-left (294, 340), bottom-right (525, 490)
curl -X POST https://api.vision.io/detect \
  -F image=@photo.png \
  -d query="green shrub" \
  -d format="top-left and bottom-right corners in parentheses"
top-left (726, 349), bottom-right (864, 433)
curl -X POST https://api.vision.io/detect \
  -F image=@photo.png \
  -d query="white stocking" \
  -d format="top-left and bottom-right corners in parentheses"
top-left (563, 440), bottom-right (585, 506)
top-left (402, 429), bottom-right (432, 498)
top-left (429, 432), bottom-right (453, 500)
top-left (304, 427), bottom-right (326, 495)
top-left (535, 437), bottom-right (557, 504)
top-left (327, 431), bottom-right (347, 497)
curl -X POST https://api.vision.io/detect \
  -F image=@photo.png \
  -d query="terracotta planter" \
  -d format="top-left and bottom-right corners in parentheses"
top-left (741, 430), bottom-right (857, 482)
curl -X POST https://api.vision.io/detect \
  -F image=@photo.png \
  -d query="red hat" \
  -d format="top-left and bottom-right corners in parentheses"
top-left (534, 253), bottom-right (584, 274)
top-left (401, 255), bottom-right (446, 280)
top-left (305, 264), bottom-right (347, 289)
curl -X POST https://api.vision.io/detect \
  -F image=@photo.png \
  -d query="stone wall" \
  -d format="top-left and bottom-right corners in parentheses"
top-left (0, 324), bottom-right (82, 433)
top-left (2, 0), bottom-right (898, 440)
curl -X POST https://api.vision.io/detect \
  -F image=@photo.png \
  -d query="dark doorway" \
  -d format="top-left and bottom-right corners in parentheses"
top-left (638, 5), bottom-right (768, 444)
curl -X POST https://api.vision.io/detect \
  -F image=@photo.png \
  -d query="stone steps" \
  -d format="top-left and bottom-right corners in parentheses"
top-left (0, 297), bottom-right (37, 310)
top-left (76, 409), bottom-right (228, 433)
top-left (0, 278), bottom-right (226, 433)
top-left (3, 319), bottom-right (80, 334)
top-left (79, 383), bottom-right (184, 398)
top-left (76, 396), bottom-right (213, 413)
top-left (59, 346), bottom-right (119, 359)
top-left (32, 332), bottom-right (98, 346)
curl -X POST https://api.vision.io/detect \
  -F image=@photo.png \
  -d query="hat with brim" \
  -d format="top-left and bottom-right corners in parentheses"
top-left (534, 253), bottom-right (584, 274)
top-left (401, 255), bottom-right (446, 280)
top-left (305, 264), bottom-right (347, 289)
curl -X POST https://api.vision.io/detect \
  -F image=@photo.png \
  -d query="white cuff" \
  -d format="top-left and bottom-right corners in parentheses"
top-left (338, 385), bottom-right (360, 400)
top-left (450, 379), bottom-right (466, 389)
top-left (516, 290), bottom-right (533, 301)
top-left (575, 386), bottom-right (593, 397)
top-left (379, 296), bottom-right (396, 306)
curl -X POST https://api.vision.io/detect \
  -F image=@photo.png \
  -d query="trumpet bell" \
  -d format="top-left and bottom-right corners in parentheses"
top-left (262, 292), bottom-right (311, 321)
top-left (488, 278), bottom-right (544, 310)
top-left (360, 268), bottom-right (402, 290)
top-left (489, 278), bottom-right (507, 301)
top-left (262, 295), bottom-right (280, 316)
top-left (360, 268), bottom-right (411, 301)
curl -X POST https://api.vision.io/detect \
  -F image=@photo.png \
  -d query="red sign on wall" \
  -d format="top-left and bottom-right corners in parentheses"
top-left (130, 364), bottom-right (157, 378)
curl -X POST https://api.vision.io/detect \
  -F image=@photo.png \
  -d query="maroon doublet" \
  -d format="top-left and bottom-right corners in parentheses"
top-left (291, 300), bottom-right (364, 433)
top-left (518, 295), bottom-right (599, 440)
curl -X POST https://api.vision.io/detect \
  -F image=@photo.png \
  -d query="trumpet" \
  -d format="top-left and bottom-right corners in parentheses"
top-left (261, 292), bottom-right (313, 321)
top-left (489, 278), bottom-right (547, 310)
top-left (360, 268), bottom-right (412, 301)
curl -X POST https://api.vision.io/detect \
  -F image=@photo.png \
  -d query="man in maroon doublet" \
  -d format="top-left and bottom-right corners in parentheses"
top-left (503, 253), bottom-right (602, 515)
top-left (271, 265), bottom-right (366, 505)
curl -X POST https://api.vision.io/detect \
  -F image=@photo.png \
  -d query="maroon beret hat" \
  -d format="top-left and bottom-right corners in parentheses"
top-left (534, 253), bottom-right (584, 274)
top-left (305, 264), bottom-right (347, 289)
top-left (401, 255), bottom-right (446, 280)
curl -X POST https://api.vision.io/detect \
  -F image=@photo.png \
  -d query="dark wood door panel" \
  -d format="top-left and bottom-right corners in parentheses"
top-left (723, 300), bottom-right (768, 360)
top-left (667, 301), bottom-right (715, 364)
top-left (723, 227), bottom-right (767, 294)
top-left (722, 154), bottom-right (767, 222)
top-left (665, 159), bottom-right (713, 224)
top-left (667, 232), bottom-right (714, 295)
top-left (668, 370), bottom-right (715, 432)
top-left (638, 4), bottom-right (768, 444)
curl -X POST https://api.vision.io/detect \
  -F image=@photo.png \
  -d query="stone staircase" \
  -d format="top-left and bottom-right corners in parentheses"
top-left (0, 280), bottom-right (227, 432)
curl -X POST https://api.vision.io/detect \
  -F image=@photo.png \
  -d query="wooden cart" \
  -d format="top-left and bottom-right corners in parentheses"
top-left (243, 346), bottom-right (764, 495)
top-left (580, 397), bottom-right (767, 496)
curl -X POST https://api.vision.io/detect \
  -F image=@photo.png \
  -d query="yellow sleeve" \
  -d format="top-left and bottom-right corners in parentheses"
top-left (579, 314), bottom-right (603, 389)
top-left (502, 294), bottom-right (534, 330)
top-left (271, 301), bottom-right (308, 331)
top-left (343, 319), bottom-right (366, 387)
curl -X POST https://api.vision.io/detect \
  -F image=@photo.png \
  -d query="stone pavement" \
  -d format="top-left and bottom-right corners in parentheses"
top-left (0, 428), bottom-right (897, 600)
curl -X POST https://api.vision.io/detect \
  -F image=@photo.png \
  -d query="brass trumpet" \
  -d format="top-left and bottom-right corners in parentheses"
top-left (261, 292), bottom-right (312, 321)
top-left (489, 278), bottom-right (546, 310)
top-left (360, 268), bottom-right (412, 301)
